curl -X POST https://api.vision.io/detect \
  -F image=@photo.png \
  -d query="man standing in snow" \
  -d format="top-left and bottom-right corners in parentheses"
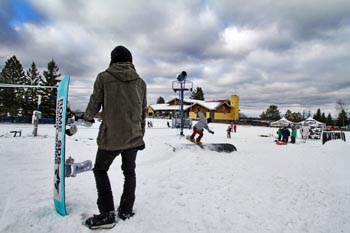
top-left (190, 110), bottom-right (214, 144)
top-left (82, 46), bottom-right (147, 229)
top-left (291, 127), bottom-right (297, 143)
top-left (281, 127), bottom-right (291, 143)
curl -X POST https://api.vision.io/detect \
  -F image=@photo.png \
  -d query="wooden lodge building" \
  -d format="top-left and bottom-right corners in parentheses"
top-left (148, 95), bottom-right (240, 122)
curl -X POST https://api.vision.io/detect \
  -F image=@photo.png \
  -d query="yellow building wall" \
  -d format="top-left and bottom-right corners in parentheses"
top-left (214, 112), bottom-right (234, 120)
top-left (230, 95), bottom-right (240, 121)
top-left (171, 95), bottom-right (240, 121)
top-left (189, 111), bottom-right (197, 119)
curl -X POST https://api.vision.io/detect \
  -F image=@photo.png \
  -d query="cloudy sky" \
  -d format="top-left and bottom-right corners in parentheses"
top-left (1, 0), bottom-right (349, 117)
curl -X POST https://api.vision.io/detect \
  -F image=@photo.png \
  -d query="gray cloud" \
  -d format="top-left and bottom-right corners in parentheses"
top-left (0, 0), bottom-right (349, 117)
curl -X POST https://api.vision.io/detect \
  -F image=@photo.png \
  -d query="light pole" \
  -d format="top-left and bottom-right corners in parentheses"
top-left (172, 71), bottom-right (193, 136)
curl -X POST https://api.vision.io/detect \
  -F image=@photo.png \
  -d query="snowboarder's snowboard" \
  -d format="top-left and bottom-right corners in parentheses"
top-left (185, 143), bottom-right (237, 153)
top-left (184, 136), bottom-right (237, 153)
top-left (54, 75), bottom-right (93, 216)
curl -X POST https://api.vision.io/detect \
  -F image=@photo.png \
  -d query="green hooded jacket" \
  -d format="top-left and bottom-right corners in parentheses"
top-left (84, 62), bottom-right (147, 151)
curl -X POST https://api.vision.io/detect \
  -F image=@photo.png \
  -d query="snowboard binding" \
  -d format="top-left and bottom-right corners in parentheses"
top-left (65, 156), bottom-right (93, 178)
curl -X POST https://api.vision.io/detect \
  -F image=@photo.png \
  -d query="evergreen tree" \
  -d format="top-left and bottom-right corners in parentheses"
top-left (284, 110), bottom-right (293, 120)
top-left (320, 112), bottom-right (326, 123)
top-left (284, 110), bottom-right (303, 122)
top-left (260, 105), bottom-right (281, 121)
top-left (0, 56), bottom-right (26, 116)
top-left (40, 60), bottom-right (61, 118)
top-left (290, 112), bottom-right (304, 122)
top-left (313, 108), bottom-right (322, 121)
top-left (336, 110), bottom-right (348, 127)
top-left (325, 113), bottom-right (333, 125)
top-left (191, 87), bottom-right (205, 101)
top-left (21, 62), bottom-right (42, 116)
top-left (156, 96), bottom-right (165, 104)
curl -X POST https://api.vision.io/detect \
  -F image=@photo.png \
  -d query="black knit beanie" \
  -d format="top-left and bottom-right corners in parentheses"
top-left (110, 46), bottom-right (133, 65)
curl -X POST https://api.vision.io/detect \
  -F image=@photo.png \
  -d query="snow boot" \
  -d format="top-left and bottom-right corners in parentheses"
top-left (117, 206), bottom-right (135, 221)
top-left (84, 211), bottom-right (116, 229)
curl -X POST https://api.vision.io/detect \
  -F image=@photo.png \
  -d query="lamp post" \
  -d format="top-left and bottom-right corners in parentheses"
top-left (172, 71), bottom-right (193, 136)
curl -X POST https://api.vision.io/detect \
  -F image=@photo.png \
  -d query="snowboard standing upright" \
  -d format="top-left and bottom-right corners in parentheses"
top-left (53, 75), bottom-right (93, 216)
top-left (54, 74), bottom-right (70, 216)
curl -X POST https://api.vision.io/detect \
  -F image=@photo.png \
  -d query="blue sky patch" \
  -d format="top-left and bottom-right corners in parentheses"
top-left (8, 0), bottom-right (44, 26)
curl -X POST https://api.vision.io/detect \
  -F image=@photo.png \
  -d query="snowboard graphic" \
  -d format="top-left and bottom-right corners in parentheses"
top-left (54, 75), bottom-right (93, 216)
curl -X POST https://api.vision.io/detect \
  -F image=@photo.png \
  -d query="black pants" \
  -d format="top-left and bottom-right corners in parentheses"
top-left (93, 148), bottom-right (137, 215)
top-left (291, 136), bottom-right (296, 143)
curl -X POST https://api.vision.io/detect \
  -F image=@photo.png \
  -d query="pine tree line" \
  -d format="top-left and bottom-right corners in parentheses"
top-left (0, 56), bottom-right (61, 118)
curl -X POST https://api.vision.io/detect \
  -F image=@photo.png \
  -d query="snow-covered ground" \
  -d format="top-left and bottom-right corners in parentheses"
top-left (0, 119), bottom-right (349, 233)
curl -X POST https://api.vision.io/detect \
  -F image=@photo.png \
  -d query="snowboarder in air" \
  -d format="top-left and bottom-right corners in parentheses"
top-left (189, 110), bottom-right (214, 144)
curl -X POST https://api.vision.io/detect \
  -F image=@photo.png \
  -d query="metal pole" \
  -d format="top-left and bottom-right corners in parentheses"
top-left (33, 95), bottom-right (42, 137)
top-left (180, 82), bottom-right (184, 136)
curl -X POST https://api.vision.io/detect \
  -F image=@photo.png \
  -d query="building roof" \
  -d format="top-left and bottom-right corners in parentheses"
top-left (150, 104), bottom-right (192, 111)
top-left (164, 98), bottom-right (230, 110)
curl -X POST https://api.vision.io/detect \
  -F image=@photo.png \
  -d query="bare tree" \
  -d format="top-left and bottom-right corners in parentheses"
top-left (336, 99), bottom-right (348, 127)
top-left (336, 99), bottom-right (347, 112)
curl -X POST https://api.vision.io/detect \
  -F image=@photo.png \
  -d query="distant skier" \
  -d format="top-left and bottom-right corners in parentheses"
top-left (189, 110), bottom-right (214, 144)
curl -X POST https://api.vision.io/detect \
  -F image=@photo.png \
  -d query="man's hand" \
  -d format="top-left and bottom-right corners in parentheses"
top-left (75, 113), bottom-right (95, 124)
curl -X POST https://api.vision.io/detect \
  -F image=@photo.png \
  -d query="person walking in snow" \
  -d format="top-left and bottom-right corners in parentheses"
top-left (227, 125), bottom-right (232, 138)
top-left (82, 46), bottom-right (147, 229)
top-left (190, 110), bottom-right (214, 144)
top-left (291, 127), bottom-right (297, 144)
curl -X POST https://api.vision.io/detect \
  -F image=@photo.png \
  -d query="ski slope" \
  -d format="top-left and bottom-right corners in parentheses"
top-left (0, 119), bottom-right (349, 233)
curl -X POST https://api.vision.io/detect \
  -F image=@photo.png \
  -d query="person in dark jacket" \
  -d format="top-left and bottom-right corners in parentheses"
top-left (83, 46), bottom-right (147, 229)
top-left (281, 127), bottom-right (291, 143)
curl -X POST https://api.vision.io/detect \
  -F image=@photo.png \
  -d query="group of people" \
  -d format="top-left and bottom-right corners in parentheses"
top-left (147, 120), bottom-right (153, 128)
top-left (277, 126), bottom-right (297, 144)
top-left (226, 124), bottom-right (237, 138)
